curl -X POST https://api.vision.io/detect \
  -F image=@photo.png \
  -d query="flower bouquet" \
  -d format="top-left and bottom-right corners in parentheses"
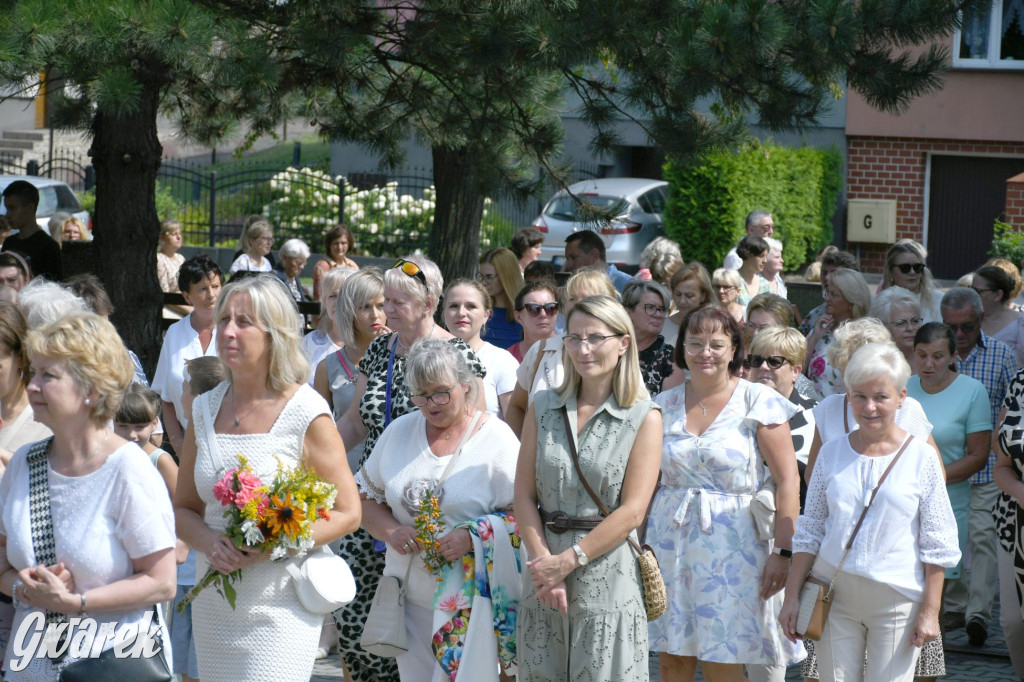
top-left (178, 454), bottom-right (337, 610)
top-left (414, 495), bottom-right (451, 580)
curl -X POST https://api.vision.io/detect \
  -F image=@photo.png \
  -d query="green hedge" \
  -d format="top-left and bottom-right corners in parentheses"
top-left (989, 218), bottom-right (1024, 266)
top-left (663, 142), bottom-right (842, 272)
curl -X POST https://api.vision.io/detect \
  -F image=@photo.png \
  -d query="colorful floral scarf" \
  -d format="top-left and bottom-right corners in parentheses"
top-left (431, 512), bottom-right (520, 681)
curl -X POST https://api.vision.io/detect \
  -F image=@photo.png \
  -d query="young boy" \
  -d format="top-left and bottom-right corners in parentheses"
top-left (1, 181), bottom-right (62, 281)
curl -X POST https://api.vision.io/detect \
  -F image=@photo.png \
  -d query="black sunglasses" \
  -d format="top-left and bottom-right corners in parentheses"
top-left (893, 263), bottom-right (925, 275)
top-left (743, 354), bottom-right (788, 370)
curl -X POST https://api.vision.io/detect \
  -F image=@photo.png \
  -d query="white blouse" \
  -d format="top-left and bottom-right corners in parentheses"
top-left (812, 393), bottom-right (933, 444)
top-left (793, 435), bottom-right (961, 601)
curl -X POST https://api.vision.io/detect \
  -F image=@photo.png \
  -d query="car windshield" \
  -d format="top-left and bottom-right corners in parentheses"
top-left (544, 194), bottom-right (628, 222)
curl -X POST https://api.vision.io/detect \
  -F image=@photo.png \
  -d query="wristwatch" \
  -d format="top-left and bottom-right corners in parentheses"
top-left (773, 547), bottom-right (793, 558)
top-left (572, 543), bottom-right (589, 566)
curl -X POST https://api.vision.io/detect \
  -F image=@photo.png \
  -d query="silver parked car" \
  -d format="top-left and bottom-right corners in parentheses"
top-left (0, 175), bottom-right (91, 233)
top-left (531, 177), bottom-right (669, 268)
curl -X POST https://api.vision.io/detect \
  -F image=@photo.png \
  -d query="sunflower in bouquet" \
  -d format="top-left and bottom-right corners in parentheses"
top-left (178, 454), bottom-right (337, 610)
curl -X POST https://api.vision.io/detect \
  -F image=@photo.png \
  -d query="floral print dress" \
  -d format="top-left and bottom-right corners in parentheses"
top-left (647, 379), bottom-right (805, 666)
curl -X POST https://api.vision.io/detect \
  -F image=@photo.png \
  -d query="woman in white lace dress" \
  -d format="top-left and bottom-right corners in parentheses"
top-left (175, 276), bottom-right (361, 682)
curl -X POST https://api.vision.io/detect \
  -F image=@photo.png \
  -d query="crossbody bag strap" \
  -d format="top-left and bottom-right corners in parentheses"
top-left (334, 349), bottom-right (356, 382)
top-left (26, 437), bottom-right (67, 628)
top-left (843, 395), bottom-right (850, 433)
top-left (384, 337), bottom-right (398, 428)
top-left (200, 389), bottom-right (227, 474)
top-left (823, 434), bottom-right (913, 598)
top-left (560, 407), bottom-right (643, 555)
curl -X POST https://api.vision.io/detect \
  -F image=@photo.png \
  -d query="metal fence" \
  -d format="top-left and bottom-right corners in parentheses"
top-left (6, 144), bottom-right (603, 259)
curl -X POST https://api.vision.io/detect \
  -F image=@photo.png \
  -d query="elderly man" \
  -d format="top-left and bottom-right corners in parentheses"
top-left (563, 229), bottom-right (633, 291)
top-left (940, 286), bottom-right (1020, 646)
top-left (723, 210), bottom-right (775, 269)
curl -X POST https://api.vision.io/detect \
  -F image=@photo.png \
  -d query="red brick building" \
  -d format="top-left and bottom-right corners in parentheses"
top-left (844, 4), bottom-right (1024, 278)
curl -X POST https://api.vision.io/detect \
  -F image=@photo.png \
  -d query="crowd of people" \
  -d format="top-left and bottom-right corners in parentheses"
top-left (0, 175), bottom-right (1022, 682)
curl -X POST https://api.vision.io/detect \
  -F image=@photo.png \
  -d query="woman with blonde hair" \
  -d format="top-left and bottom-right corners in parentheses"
top-left (516, 295), bottom-right (662, 681)
top-left (229, 219), bottom-right (275, 274)
top-left (504, 268), bottom-right (617, 435)
top-left (478, 247), bottom-right (524, 349)
top-left (804, 268), bottom-right (871, 398)
top-left (712, 267), bottom-right (746, 323)
top-left (175, 276), bottom-right (361, 681)
top-left (0, 313), bottom-right (177, 679)
top-left (303, 266), bottom-right (358, 382)
top-left (880, 239), bottom-right (941, 322)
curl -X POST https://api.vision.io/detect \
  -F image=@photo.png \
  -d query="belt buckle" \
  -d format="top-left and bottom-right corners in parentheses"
top-left (545, 511), bottom-right (570, 533)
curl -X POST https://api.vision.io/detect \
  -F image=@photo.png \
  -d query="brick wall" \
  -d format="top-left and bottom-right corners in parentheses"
top-left (846, 137), bottom-right (1024, 273)
top-left (1008, 172), bottom-right (1024, 227)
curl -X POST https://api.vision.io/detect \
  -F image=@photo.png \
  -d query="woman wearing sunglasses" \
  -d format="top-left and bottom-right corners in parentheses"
top-left (477, 248), bottom-right (524, 350)
top-left (508, 281), bottom-right (559, 363)
top-left (623, 279), bottom-right (677, 396)
top-left (443, 278), bottom-right (520, 418)
top-left (648, 305), bottom-right (803, 680)
top-left (336, 255), bottom-right (486, 682)
top-left (973, 264), bottom-right (1024, 365)
top-left (880, 239), bottom-right (942, 322)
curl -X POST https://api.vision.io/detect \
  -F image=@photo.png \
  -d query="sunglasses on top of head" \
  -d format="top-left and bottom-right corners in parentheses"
top-left (392, 259), bottom-right (428, 288)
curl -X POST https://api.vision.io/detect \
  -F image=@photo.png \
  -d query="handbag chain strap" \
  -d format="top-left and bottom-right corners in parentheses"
top-left (560, 407), bottom-right (643, 555)
top-left (822, 434), bottom-right (913, 599)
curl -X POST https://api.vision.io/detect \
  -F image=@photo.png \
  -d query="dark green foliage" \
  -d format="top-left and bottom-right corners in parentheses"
top-left (663, 142), bottom-right (842, 271)
top-left (989, 219), bottom-right (1024, 266)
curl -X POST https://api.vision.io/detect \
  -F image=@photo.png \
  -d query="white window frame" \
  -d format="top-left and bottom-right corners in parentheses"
top-left (953, 0), bottom-right (1024, 69)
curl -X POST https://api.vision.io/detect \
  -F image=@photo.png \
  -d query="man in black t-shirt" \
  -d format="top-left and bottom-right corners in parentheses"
top-left (1, 181), bottom-right (63, 282)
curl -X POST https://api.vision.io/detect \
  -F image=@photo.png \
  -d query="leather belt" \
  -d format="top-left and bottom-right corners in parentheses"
top-left (540, 509), bottom-right (604, 533)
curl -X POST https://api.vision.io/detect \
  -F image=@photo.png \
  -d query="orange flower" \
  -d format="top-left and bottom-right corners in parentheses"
top-left (264, 493), bottom-right (306, 538)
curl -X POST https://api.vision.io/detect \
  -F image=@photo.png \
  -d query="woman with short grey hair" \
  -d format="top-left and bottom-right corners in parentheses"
top-left (622, 280), bottom-right (676, 395)
top-left (357, 337), bottom-right (520, 682)
top-left (870, 286), bottom-right (923, 361)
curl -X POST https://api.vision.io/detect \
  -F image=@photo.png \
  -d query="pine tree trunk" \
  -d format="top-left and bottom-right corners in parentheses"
top-left (87, 81), bottom-right (165, 375)
top-left (428, 146), bottom-right (485, 283)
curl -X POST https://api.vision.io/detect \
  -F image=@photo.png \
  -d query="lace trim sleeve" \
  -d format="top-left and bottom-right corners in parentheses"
top-left (354, 467), bottom-right (387, 505)
top-left (792, 442), bottom-right (830, 555)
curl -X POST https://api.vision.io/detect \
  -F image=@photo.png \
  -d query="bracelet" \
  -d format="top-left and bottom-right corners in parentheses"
top-left (11, 579), bottom-right (23, 610)
top-left (79, 593), bottom-right (87, 617)
top-left (773, 547), bottom-right (793, 558)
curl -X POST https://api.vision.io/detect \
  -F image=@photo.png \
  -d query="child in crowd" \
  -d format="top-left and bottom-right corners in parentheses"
top-left (113, 384), bottom-right (177, 493)
top-left (171, 355), bottom-right (228, 682)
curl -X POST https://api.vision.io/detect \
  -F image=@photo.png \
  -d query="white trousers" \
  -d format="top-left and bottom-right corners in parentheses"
top-left (815, 570), bottom-right (921, 682)
top-left (998, 546), bottom-right (1024, 677)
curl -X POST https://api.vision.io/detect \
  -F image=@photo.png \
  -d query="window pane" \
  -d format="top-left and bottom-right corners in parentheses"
top-left (1002, 0), bottom-right (1024, 60)
top-left (35, 188), bottom-right (58, 217)
top-left (959, 2), bottom-right (992, 59)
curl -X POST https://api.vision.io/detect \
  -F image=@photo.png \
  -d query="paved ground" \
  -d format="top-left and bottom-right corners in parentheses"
top-left (308, 604), bottom-right (1020, 681)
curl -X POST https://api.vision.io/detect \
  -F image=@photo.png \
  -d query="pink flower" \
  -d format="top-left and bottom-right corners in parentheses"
top-left (808, 356), bottom-right (826, 379)
top-left (437, 593), bottom-right (469, 611)
top-left (233, 470), bottom-right (264, 507)
top-left (212, 469), bottom-right (239, 507)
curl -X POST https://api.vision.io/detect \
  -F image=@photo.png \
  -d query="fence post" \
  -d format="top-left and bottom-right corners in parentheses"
top-left (209, 171), bottom-right (217, 247)
top-left (337, 177), bottom-right (345, 224)
top-left (26, 160), bottom-right (38, 176)
top-left (84, 166), bottom-right (95, 191)
top-left (292, 141), bottom-right (301, 167)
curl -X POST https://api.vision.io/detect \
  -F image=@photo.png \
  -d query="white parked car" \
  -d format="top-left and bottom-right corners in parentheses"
top-left (0, 175), bottom-right (90, 232)
top-left (531, 177), bottom-right (669, 268)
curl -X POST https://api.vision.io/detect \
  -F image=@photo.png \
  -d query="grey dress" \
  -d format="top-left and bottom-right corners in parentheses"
top-left (325, 349), bottom-right (364, 472)
top-left (517, 388), bottom-right (657, 682)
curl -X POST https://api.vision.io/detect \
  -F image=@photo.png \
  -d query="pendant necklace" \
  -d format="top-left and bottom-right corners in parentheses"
top-left (232, 387), bottom-right (271, 426)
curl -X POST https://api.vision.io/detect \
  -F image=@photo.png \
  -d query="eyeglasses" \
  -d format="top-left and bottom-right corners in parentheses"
top-left (521, 302), bottom-right (559, 317)
top-left (564, 333), bottom-right (623, 351)
top-left (476, 272), bottom-right (498, 283)
top-left (392, 259), bottom-right (428, 288)
top-left (890, 317), bottom-right (922, 330)
top-left (684, 340), bottom-right (732, 356)
top-left (409, 388), bottom-right (453, 407)
top-left (742, 354), bottom-right (788, 370)
top-left (256, 236), bottom-right (275, 243)
top-left (972, 287), bottom-right (996, 296)
top-left (947, 322), bottom-right (978, 334)
top-left (893, 262), bottom-right (925, 275)
top-left (641, 303), bottom-right (669, 317)
top-left (713, 285), bottom-right (736, 291)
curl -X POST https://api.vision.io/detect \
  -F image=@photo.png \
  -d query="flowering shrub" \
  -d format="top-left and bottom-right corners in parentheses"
top-left (262, 167), bottom-right (516, 258)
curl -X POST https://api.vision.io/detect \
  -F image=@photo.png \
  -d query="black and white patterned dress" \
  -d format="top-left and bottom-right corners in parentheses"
top-left (997, 371), bottom-right (1024, 616)
top-left (333, 333), bottom-right (485, 682)
top-left (638, 335), bottom-right (675, 397)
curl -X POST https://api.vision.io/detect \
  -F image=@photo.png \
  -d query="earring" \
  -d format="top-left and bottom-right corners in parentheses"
top-left (84, 398), bottom-right (91, 405)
